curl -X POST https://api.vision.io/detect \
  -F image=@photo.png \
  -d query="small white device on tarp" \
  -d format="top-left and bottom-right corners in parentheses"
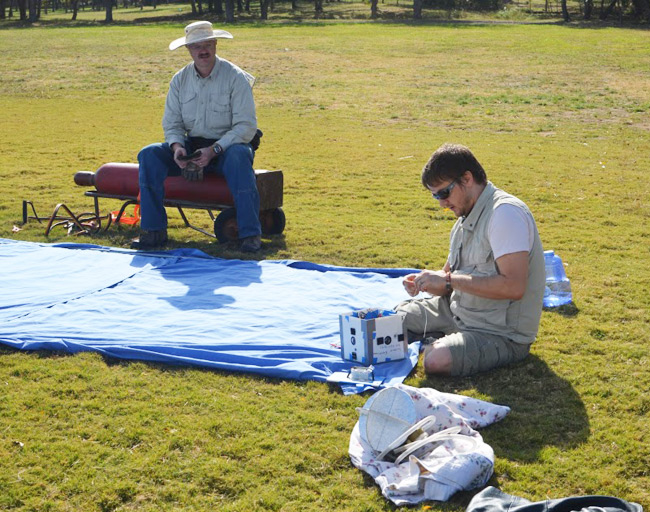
top-left (339, 308), bottom-right (407, 365)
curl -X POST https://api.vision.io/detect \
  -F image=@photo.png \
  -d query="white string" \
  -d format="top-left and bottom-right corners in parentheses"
top-left (422, 297), bottom-right (429, 342)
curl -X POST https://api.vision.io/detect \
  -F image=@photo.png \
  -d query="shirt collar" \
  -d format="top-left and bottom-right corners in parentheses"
top-left (208, 57), bottom-right (221, 79)
top-left (461, 181), bottom-right (496, 232)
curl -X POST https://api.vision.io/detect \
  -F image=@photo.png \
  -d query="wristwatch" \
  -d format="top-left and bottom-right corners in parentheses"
top-left (445, 271), bottom-right (453, 295)
top-left (212, 143), bottom-right (224, 156)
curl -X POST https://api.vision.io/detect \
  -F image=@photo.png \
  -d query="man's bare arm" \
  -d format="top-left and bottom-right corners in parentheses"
top-left (449, 251), bottom-right (529, 300)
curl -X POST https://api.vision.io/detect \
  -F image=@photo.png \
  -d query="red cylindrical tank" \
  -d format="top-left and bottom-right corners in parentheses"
top-left (74, 162), bottom-right (235, 205)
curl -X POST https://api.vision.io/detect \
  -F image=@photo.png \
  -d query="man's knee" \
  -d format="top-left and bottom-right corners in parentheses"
top-left (138, 143), bottom-right (173, 182)
top-left (138, 142), bottom-right (167, 162)
top-left (220, 145), bottom-right (257, 195)
top-left (423, 344), bottom-right (453, 375)
top-left (222, 143), bottom-right (254, 169)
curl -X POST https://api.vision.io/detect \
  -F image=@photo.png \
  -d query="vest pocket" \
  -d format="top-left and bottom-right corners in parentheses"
top-left (454, 292), bottom-right (509, 331)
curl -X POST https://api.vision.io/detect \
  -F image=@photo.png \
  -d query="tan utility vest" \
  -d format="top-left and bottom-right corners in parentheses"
top-left (447, 182), bottom-right (545, 344)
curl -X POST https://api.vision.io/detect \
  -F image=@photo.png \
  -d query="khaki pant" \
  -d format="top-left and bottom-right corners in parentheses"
top-left (395, 297), bottom-right (531, 376)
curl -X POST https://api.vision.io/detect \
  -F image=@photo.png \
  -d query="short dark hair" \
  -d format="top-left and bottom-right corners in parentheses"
top-left (421, 143), bottom-right (487, 188)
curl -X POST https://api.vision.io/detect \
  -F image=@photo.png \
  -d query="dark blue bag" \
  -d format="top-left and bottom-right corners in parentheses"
top-left (467, 487), bottom-right (643, 512)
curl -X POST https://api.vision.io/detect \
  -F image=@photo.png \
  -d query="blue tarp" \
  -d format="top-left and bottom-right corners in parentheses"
top-left (0, 239), bottom-right (420, 394)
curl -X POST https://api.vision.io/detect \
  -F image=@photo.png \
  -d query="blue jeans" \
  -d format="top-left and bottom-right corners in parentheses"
top-left (137, 142), bottom-right (261, 239)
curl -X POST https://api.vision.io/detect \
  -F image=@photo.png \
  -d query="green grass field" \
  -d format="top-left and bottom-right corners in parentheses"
top-left (1, 17), bottom-right (649, 512)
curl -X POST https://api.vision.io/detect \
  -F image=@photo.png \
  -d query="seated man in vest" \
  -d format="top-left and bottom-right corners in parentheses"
top-left (396, 143), bottom-right (545, 376)
top-left (132, 21), bottom-right (262, 253)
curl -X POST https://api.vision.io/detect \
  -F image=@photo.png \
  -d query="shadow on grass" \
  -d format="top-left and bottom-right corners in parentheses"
top-left (0, 15), bottom-right (567, 30)
top-left (70, 226), bottom-right (289, 261)
top-left (415, 353), bottom-right (589, 464)
top-left (544, 301), bottom-right (580, 317)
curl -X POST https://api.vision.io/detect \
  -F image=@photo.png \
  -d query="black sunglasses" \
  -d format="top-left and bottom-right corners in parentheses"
top-left (431, 179), bottom-right (458, 200)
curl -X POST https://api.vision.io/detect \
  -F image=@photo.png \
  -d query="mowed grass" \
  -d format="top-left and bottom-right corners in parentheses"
top-left (1, 20), bottom-right (649, 512)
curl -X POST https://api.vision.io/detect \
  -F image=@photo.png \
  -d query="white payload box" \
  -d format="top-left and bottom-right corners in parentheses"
top-left (339, 309), bottom-right (407, 365)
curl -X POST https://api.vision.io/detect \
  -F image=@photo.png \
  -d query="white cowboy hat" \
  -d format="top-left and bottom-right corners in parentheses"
top-left (169, 21), bottom-right (233, 51)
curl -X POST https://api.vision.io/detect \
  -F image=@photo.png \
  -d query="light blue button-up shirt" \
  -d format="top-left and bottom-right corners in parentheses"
top-left (162, 57), bottom-right (257, 151)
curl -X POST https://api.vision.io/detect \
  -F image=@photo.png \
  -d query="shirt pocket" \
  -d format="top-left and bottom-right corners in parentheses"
top-left (180, 91), bottom-right (198, 131)
top-left (208, 97), bottom-right (232, 134)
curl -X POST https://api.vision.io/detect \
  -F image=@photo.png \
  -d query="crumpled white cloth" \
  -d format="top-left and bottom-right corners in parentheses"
top-left (348, 384), bottom-right (510, 506)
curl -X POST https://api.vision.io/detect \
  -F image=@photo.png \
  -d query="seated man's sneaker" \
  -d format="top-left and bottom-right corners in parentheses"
top-left (131, 229), bottom-right (168, 250)
top-left (240, 235), bottom-right (262, 253)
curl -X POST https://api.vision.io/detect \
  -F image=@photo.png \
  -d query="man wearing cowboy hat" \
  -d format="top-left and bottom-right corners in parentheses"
top-left (132, 21), bottom-right (262, 252)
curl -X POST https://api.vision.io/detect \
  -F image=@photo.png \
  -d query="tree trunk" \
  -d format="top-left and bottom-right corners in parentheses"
top-left (0, 0), bottom-right (5, 19)
top-left (370, 0), bottom-right (377, 16)
top-left (583, 0), bottom-right (592, 17)
top-left (18, 0), bottom-right (27, 19)
top-left (224, 0), bottom-right (234, 20)
top-left (189, 0), bottom-right (196, 13)
top-left (413, 0), bottom-right (422, 18)
top-left (260, 0), bottom-right (269, 17)
top-left (599, 0), bottom-right (616, 18)
top-left (104, 0), bottom-right (113, 21)
top-left (28, 0), bottom-right (38, 21)
top-left (314, 0), bottom-right (322, 15)
top-left (561, 0), bottom-right (570, 19)
top-left (630, 0), bottom-right (650, 19)
top-left (71, 0), bottom-right (78, 18)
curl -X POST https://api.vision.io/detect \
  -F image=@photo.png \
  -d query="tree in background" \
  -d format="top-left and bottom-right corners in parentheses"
top-left (104, 0), bottom-right (112, 21)
top-left (413, 0), bottom-right (423, 18)
top-left (630, 0), bottom-right (650, 18)
top-left (561, 0), bottom-right (570, 19)
top-left (27, 0), bottom-right (38, 20)
top-left (17, 0), bottom-right (27, 19)
top-left (3, 0), bottom-right (650, 24)
top-left (260, 0), bottom-right (270, 18)
top-left (370, 0), bottom-right (378, 17)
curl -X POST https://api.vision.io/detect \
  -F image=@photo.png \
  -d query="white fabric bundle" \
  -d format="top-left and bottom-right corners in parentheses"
top-left (349, 384), bottom-right (510, 506)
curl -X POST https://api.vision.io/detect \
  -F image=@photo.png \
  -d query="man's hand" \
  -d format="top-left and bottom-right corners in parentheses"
top-left (413, 270), bottom-right (448, 296)
top-left (189, 146), bottom-right (219, 169)
top-left (172, 144), bottom-right (216, 176)
top-left (403, 273), bottom-right (420, 297)
top-left (173, 145), bottom-right (190, 169)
